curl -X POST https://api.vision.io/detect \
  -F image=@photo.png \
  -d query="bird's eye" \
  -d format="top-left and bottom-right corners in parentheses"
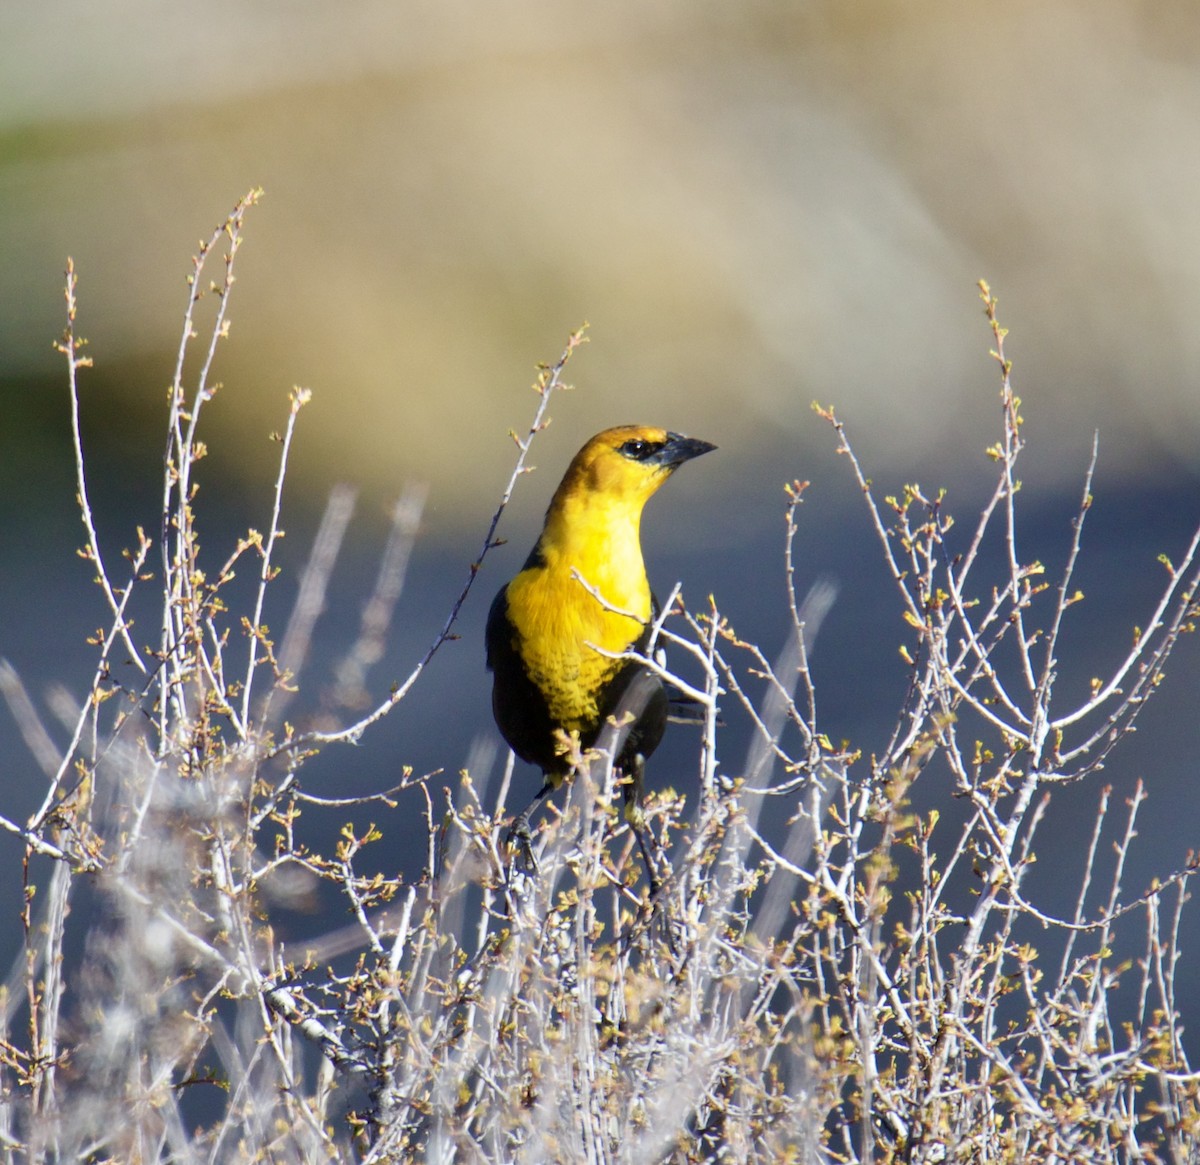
top-left (620, 438), bottom-right (659, 461)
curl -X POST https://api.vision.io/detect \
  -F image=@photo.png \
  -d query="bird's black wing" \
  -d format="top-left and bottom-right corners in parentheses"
top-left (485, 584), bottom-right (563, 775)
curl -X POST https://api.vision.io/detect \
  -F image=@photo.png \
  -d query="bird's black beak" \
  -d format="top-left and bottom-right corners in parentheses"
top-left (660, 432), bottom-right (717, 467)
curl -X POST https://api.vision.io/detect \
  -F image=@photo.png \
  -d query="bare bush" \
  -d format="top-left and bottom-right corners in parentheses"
top-left (0, 196), bottom-right (1197, 1163)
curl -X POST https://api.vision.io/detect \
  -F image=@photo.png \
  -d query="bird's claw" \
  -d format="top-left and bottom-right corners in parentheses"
top-left (504, 814), bottom-right (539, 876)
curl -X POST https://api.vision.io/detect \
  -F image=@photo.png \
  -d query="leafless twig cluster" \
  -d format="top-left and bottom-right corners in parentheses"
top-left (0, 201), bottom-right (1197, 1164)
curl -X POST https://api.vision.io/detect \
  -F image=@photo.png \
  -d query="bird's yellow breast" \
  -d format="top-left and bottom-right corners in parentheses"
top-left (505, 536), bottom-right (652, 734)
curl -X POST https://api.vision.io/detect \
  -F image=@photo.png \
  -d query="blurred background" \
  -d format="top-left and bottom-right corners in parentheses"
top-left (2, 0), bottom-right (1200, 1023)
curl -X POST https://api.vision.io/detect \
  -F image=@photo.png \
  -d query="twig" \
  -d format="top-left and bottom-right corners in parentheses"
top-left (273, 325), bottom-right (588, 753)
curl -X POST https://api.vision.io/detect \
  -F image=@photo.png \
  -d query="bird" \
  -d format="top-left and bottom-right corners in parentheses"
top-left (485, 425), bottom-right (716, 878)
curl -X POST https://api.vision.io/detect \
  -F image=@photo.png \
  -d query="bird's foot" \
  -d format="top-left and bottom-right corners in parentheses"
top-left (504, 813), bottom-right (540, 877)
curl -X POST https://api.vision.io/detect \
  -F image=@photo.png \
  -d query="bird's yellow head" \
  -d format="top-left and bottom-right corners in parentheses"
top-left (551, 425), bottom-right (717, 512)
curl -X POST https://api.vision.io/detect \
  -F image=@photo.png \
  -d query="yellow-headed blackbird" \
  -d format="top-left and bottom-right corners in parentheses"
top-left (486, 425), bottom-right (716, 859)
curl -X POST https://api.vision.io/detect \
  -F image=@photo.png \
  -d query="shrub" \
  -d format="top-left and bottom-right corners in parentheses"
top-left (2, 194), bottom-right (1197, 1163)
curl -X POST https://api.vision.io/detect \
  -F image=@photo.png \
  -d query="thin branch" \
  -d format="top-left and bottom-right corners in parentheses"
top-left (273, 325), bottom-right (587, 754)
top-left (240, 385), bottom-right (311, 728)
top-left (56, 259), bottom-right (146, 673)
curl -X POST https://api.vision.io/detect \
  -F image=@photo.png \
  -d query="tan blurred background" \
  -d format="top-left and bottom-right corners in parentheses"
top-left (5, 0), bottom-right (1200, 506)
top-left (2, 2), bottom-right (1200, 942)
